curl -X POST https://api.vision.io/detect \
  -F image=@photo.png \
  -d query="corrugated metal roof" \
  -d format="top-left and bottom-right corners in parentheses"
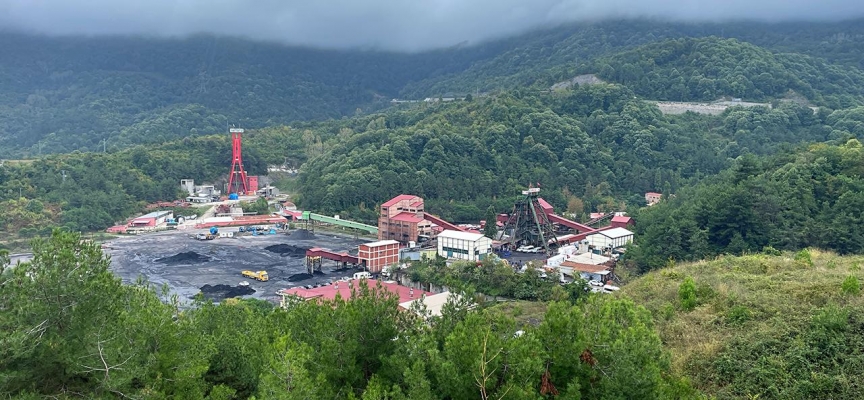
top-left (591, 227), bottom-right (633, 239)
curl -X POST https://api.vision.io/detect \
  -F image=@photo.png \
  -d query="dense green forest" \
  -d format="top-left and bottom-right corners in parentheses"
top-left (0, 231), bottom-right (696, 399)
top-left (401, 19), bottom-right (864, 98)
top-left (3, 80), bottom-right (862, 241)
top-left (590, 37), bottom-right (864, 107)
top-left (3, 19), bottom-right (864, 157)
top-left (0, 33), bottom-right (510, 157)
top-left (627, 139), bottom-right (864, 272)
top-left (296, 82), bottom-right (851, 224)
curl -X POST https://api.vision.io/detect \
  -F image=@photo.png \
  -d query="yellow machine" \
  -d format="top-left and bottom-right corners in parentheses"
top-left (241, 270), bottom-right (269, 282)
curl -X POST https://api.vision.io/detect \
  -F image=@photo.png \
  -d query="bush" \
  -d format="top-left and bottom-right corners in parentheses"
top-left (726, 305), bottom-right (751, 325)
top-left (794, 249), bottom-right (813, 267)
top-left (678, 277), bottom-right (698, 311)
top-left (762, 246), bottom-right (781, 256)
top-left (841, 275), bottom-right (860, 296)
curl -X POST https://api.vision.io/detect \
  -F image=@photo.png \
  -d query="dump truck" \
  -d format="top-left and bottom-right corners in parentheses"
top-left (241, 270), bottom-right (269, 282)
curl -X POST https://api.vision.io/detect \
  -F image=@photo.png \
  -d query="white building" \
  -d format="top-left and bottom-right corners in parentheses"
top-left (586, 228), bottom-right (634, 250)
top-left (437, 230), bottom-right (493, 261)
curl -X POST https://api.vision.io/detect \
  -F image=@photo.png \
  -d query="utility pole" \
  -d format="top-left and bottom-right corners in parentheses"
top-left (102, 138), bottom-right (107, 153)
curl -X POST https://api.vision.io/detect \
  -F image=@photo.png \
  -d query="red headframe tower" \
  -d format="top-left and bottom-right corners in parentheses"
top-left (227, 128), bottom-right (249, 195)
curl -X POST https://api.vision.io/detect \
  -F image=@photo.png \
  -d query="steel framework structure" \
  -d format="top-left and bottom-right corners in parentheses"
top-left (502, 187), bottom-right (558, 253)
top-left (227, 128), bottom-right (249, 195)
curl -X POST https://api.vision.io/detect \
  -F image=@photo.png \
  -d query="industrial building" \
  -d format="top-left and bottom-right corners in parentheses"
top-left (277, 280), bottom-right (432, 308)
top-left (129, 211), bottom-right (173, 229)
top-left (358, 240), bottom-right (401, 273)
top-left (378, 194), bottom-right (431, 243)
top-left (586, 227), bottom-right (634, 250)
top-left (437, 230), bottom-right (493, 261)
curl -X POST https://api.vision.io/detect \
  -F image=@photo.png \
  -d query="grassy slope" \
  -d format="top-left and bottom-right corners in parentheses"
top-left (622, 250), bottom-right (864, 398)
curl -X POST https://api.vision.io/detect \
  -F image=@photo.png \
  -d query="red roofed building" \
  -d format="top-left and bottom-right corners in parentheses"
top-left (378, 194), bottom-right (431, 243)
top-left (277, 279), bottom-right (432, 309)
top-left (610, 215), bottom-right (633, 228)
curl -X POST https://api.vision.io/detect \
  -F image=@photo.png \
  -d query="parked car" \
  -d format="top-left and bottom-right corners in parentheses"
top-left (602, 284), bottom-right (620, 292)
top-left (516, 245), bottom-right (531, 252)
top-left (588, 280), bottom-right (603, 287)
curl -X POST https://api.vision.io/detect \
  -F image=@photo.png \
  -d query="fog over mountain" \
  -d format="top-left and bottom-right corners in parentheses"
top-left (2, 0), bottom-right (863, 51)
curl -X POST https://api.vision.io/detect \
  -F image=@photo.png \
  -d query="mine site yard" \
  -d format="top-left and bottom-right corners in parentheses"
top-left (103, 228), bottom-right (367, 304)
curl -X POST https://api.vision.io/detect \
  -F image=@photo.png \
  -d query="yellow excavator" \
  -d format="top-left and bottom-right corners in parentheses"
top-left (241, 270), bottom-right (269, 282)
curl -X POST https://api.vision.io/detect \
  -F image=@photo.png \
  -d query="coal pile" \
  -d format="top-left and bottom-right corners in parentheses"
top-left (156, 251), bottom-right (212, 265)
top-left (264, 244), bottom-right (308, 257)
top-left (288, 273), bottom-right (313, 282)
top-left (289, 229), bottom-right (316, 240)
top-left (198, 284), bottom-right (256, 301)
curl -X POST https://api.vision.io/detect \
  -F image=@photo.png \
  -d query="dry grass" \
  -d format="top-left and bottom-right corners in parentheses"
top-left (621, 250), bottom-right (864, 379)
top-left (490, 300), bottom-right (549, 327)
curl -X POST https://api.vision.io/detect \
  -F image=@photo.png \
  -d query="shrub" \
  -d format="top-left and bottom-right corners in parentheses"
top-left (679, 277), bottom-right (698, 311)
top-left (762, 246), bottom-right (781, 256)
top-left (726, 305), bottom-right (751, 325)
top-left (794, 249), bottom-right (813, 267)
top-left (841, 275), bottom-right (860, 296)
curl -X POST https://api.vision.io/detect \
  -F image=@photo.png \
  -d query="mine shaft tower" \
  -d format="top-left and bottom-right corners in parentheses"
top-left (503, 187), bottom-right (558, 253)
top-left (227, 127), bottom-right (249, 195)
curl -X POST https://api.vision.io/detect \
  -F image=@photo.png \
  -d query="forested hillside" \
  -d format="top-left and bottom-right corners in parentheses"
top-left (296, 85), bottom-right (842, 223)
top-left (3, 19), bottom-right (864, 157)
top-left (592, 37), bottom-right (864, 107)
top-left (0, 130), bottom-right (294, 236)
top-left (628, 139), bottom-right (864, 272)
top-left (401, 19), bottom-right (864, 98)
top-left (2, 83), bottom-right (857, 239)
top-left (0, 33), bottom-right (508, 157)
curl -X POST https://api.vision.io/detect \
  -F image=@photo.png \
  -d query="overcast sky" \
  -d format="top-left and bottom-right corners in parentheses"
top-left (1, 0), bottom-right (862, 51)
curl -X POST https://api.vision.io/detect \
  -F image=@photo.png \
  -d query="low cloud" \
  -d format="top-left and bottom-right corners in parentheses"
top-left (1, 0), bottom-right (862, 51)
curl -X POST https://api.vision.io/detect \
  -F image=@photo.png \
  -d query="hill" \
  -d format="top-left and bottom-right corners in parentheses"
top-left (627, 139), bottom-right (864, 272)
top-left (401, 19), bottom-right (864, 98)
top-left (591, 37), bottom-right (864, 107)
top-left (295, 85), bottom-right (842, 224)
top-left (3, 19), bottom-right (864, 157)
top-left (0, 33), bottom-right (510, 157)
top-left (622, 250), bottom-right (864, 399)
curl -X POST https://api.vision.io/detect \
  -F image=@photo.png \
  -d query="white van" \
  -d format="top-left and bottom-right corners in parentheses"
top-left (353, 271), bottom-right (371, 280)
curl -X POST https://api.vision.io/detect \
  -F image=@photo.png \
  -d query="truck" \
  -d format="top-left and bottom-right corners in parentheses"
top-left (196, 227), bottom-right (219, 240)
top-left (241, 270), bottom-right (269, 282)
